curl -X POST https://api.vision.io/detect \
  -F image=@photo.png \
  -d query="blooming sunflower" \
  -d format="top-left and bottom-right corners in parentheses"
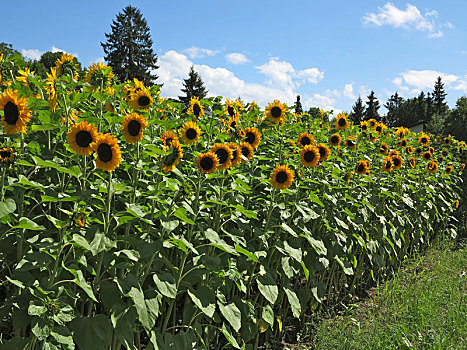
top-left (129, 89), bottom-right (153, 110)
top-left (300, 145), bottom-right (320, 167)
top-left (196, 152), bottom-right (218, 174)
top-left (265, 100), bottom-right (287, 124)
top-left (225, 98), bottom-right (237, 118)
top-left (297, 132), bottom-right (315, 148)
top-left (122, 113), bottom-right (148, 143)
top-left (419, 134), bottom-right (430, 145)
top-left (316, 143), bottom-right (331, 162)
top-left (409, 157), bottom-right (415, 168)
top-left (0, 146), bottom-right (15, 165)
top-left (406, 146), bottom-right (414, 154)
top-left (239, 142), bottom-right (254, 161)
top-left (382, 157), bottom-right (393, 172)
top-left (334, 113), bottom-right (350, 131)
top-left (360, 121), bottom-right (369, 131)
top-left (429, 147), bottom-right (434, 154)
top-left (461, 163), bottom-right (465, 172)
top-left (391, 155), bottom-right (403, 170)
top-left (444, 136), bottom-right (451, 145)
top-left (84, 62), bottom-right (114, 91)
top-left (187, 96), bottom-right (204, 118)
top-left (180, 121), bottom-right (201, 144)
top-left (375, 123), bottom-right (386, 133)
top-left (17, 67), bottom-right (39, 96)
top-left (379, 142), bottom-right (389, 155)
top-left (368, 119), bottom-right (377, 128)
top-left (61, 110), bottom-right (79, 125)
top-left (356, 160), bottom-right (369, 175)
top-left (162, 141), bottom-right (183, 172)
top-left (67, 121), bottom-right (99, 156)
top-left (345, 137), bottom-right (357, 149)
top-left (161, 130), bottom-right (179, 148)
top-left (399, 139), bottom-right (408, 147)
top-left (270, 164), bottom-right (294, 190)
top-left (388, 149), bottom-right (400, 157)
top-left (228, 143), bottom-right (241, 167)
top-left (422, 151), bottom-right (432, 160)
top-left (427, 160), bottom-right (438, 174)
top-left (226, 115), bottom-right (240, 130)
top-left (244, 127), bottom-right (261, 148)
top-left (45, 67), bottom-right (58, 111)
top-left (55, 53), bottom-right (80, 80)
top-left (329, 133), bottom-right (341, 146)
top-left (211, 143), bottom-right (232, 170)
top-left (445, 166), bottom-right (453, 174)
top-left (0, 89), bottom-right (32, 134)
top-left (92, 133), bottom-right (122, 172)
top-left (74, 213), bottom-right (86, 228)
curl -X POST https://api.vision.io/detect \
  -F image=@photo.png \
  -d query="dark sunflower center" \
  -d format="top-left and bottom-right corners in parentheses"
top-left (231, 149), bottom-right (238, 161)
top-left (304, 151), bottom-right (316, 163)
top-left (128, 120), bottom-right (141, 136)
top-left (362, 125), bottom-right (368, 130)
top-left (338, 118), bottom-right (347, 126)
top-left (416, 148), bottom-right (422, 154)
top-left (227, 106), bottom-right (235, 117)
top-left (138, 95), bottom-right (150, 107)
top-left (200, 156), bottom-right (214, 171)
top-left (245, 132), bottom-right (256, 145)
top-left (402, 140), bottom-right (407, 146)
top-left (330, 136), bottom-right (338, 144)
top-left (347, 140), bottom-right (355, 147)
top-left (270, 106), bottom-right (282, 119)
top-left (393, 158), bottom-right (401, 166)
top-left (421, 137), bottom-right (427, 144)
top-left (357, 163), bottom-right (365, 172)
top-left (0, 150), bottom-right (11, 158)
top-left (97, 143), bottom-right (113, 163)
top-left (230, 121), bottom-right (237, 128)
top-left (4, 101), bottom-right (19, 125)
top-left (165, 138), bottom-right (173, 147)
top-left (75, 131), bottom-right (93, 148)
top-left (318, 147), bottom-right (326, 157)
top-left (241, 147), bottom-right (250, 158)
top-left (424, 153), bottom-right (431, 159)
top-left (376, 126), bottom-right (382, 132)
top-left (276, 171), bottom-right (288, 183)
top-left (193, 103), bottom-right (201, 116)
top-left (186, 128), bottom-right (197, 140)
top-left (215, 148), bottom-right (229, 164)
top-left (385, 161), bottom-right (391, 169)
top-left (300, 136), bottom-right (311, 146)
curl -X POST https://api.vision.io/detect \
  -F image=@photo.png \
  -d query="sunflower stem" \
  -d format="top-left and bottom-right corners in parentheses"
top-left (0, 166), bottom-right (6, 202)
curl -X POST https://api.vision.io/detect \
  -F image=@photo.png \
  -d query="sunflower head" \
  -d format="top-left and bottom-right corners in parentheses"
top-left (383, 157), bottom-right (393, 172)
top-left (122, 113), bottom-right (148, 144)
top-left (228, 143), bottom-right (242, 167)
top-left (461, 163), bottom-right (465, 172)
top-left (188, 96), bottom-right (204, 118)
top-left (92, 133), bottom-right (122, 172)
top-left (355, 160), bottom-right (369, 175)
top-left (56, 53), bottom-right (80, 80)
top-left (427, 160), bottom-right (438, 174)
top-left (161, 130), bottom-right (179, 148)
top-left (419, 134), bottom-right (430, 145)
top-left (270, 164), bottom-right (294, 190)
top-left (441, 148), bottom-right (449, 157)
top-left (391, 155), bottom-right (403, 170)
top-left (375, 123), bottom-right (384, 133)
top-left (444, 136), bottom-right (451, 145)
top-left (84, 62), bottom-right (114, 90)
top-left (409, 157), bottom-right (415, 168)
top-left (368, 119), bottom-right (377, 128)
top-left (239, 142), bottom-right (254, 162)
top-left (388, 149), bottom-right (400, 157)
top-left (244, 127), bottom-right (261, 148)
top-left (162, 141), bottom-right (183, 172)
top-left (210, 143), bottom-right (233, 170)
top-left (334, 113), bottom-right (350, 131)
top-left (422, 151), bottom-right (432, 160)
top-left (300, 145), bottom-right (320, 168)
top-left (0, 89), bottom-right (32, 134)
top-left (265, 100), bottom-right (287, 124)
top-left (297, 132), bottom-right (315, 148)
top-left (345, 137), bottom-right (357, 149)
top-left (224, 98), bottom-right (238, 118)
top-left (226, 115), bottom-right (240, 131)
top-left (316, 143), bottom-right (331, 162)
top-left (129, 89), bottom-right (153, 110)
top-left (360, 121), bottom-right (369, 131)
top-left (0, 146), bottom-right (16, 165)
top-left (196, 152), bottom-right (219, 174)
top-left (329, 133), bottom-right (341, 146)
top-left (74, 213), bottom-right (87, 228)
top-left (67, 121), bottom-right (99, 156)
top-left (379, 142), bottom-right (389, 155)
top-left (406, 146), bottom-right (413, 154)
top-left (180, 121), bottom-right (202, 144)
top-left (445, 166), bottom-right (453, 174)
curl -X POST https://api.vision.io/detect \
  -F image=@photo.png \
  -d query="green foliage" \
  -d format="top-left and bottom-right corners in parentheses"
top-left (364, 90), bottom-right (380, 121)
top-left (178, 66), bottom-right (208, 105)
top-left (445, 97), bottom-right (467, 142)
top-left (349, 96), bottom-right (365, 124)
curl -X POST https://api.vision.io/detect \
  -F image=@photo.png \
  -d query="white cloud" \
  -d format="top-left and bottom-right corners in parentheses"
top-left (184, 46), bottom-right (219, 59)
top-left (22, 49), bottom-right (42, 61)
top-left (363, 3), bottom-right (452, 38)
top-left (396, 69), bottom-right (458, 89)
top-left (452, 76), bottom-right (467, 92)
top-left (343, 83), bottom-right (356, 99)
top-left (225, 53), bottom-right (250, 65)
top-left (392, 77), bottom-right (403, 86)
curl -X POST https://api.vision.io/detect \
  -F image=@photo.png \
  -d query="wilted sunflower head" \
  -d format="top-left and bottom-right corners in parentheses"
top-left (244, 127), bottom-right (261, 148)
top-left (329, 133), bottom-right (341, 146)
top-left (383, 156), bottom-right (393, 172)
top-left (0, 89), bottom-right (32, 134)
top-left (334, 113), bottom-right (349, 131)
top-left (67, 121), bottom-right (99, 156)
top-left (316, 143), bottom-right (331, 162)
top-left (188, 96), bottom-right (204, 118)
top-left (379, 142), bottom-right (389, 155)
top-left (210, 143), bottom-right (233, 170)
top-left (300, 145), bottom-right (320, 168)
top-left (270, 164), bottom-right (294, 190)
top-left (196, 152), bottom-right (218, 174)
top-left (297, 132), bottom-right (315, 148)
top-left (180, 121), bottom-right (201, 144)
top-left (122, 113), bottom-right (148, 144)
top-left (0, 146), bottom-right (16, 165)
top-left (265, 100), bottom-right (287, 124)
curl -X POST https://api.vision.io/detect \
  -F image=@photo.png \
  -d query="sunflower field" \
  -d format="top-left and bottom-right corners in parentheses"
top-left (0, 52), bottom-right (466, 350)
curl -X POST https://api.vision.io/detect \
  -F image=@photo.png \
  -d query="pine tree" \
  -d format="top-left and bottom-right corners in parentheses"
top-left (364, 91), bottom-right (380, 121)
top-left (349, 96), bottom-right (365, 124)
top-left (178, 66), bottom-right (208, 105)
top-left (383, 92), bottom-right (404, 126)
top-left (294, 95), bottom-right (303, 114)
top-left (432, 76), bottom-right (448, 116)
top-left (101, 6), bottom-right (159, 85)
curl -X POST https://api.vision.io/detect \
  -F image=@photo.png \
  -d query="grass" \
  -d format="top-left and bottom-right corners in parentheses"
top-left (307, 238), bottom-right (467, 350)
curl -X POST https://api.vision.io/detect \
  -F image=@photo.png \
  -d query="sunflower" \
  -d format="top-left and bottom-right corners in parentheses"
top-left (238, 129), bottom-right (246, 138)
top-left (129, 89), bottom-right (153, 110)
top-left (92, 133), bottom-right (122, 172)
top-left (356, 160), bottom-right (369, 175)
top-left (17, 67), bottom-right (39, 96)
top-left (244, 127), bottom-right (261, 148)
top-left (379, 142), bottom-right (389, 155)
top-left (180, 121), bottom-right (201, 144)
top-left (300, 145), bottom-right (320, 167)
top-left (297, 132), bottom-right (315, 148)
top-left (445, 166), bottom-right (453, 174)
top-left (224, 98), bottom-right (237, 118)
top-left (422, 151), bottom-right (432, 160)
top-left (360, 121), bottom-right (369, 131)
top-left (84, 62), bottom-right (114, 91)
top-left (461, 163), bottom-right (465, 172)
top-left (368, 119), bottom-right (377, 128)
top-left (226, 115), bottom-right (240, 130)
top-left (74, 213), bottom-right (86, 228)
top-left (415, 147), bottom-right (422, 155)
top-left (427, 160), bottom-right (438, 174)
top-left (0, 89), bottom-right (32, 134)
top-left (444, 136), bottom-right (451, 145)
top-left (161, 130), bottom-right (179, 148)
top-left (391, 155), bottom-right (403, 170)
top-left (270, 164), bottom-right (294, 190)
top-left (239, 142), bottom-right (254, 162)
top-left (345, 137), bottom-right (357, 149)
top-left (316, 143), bottom-right (331, 162)
top-left (388, 149), bottom-right (400, 157)
top-left (375, 123), bottom-right (385, 133)
top-left (55, 53), bottom-right (80, 80)
top-left (419, 134), bottom-right (430, 145)
top-left (122, 113), bottom-right (148, 143)
top-left (265, 100), bottom-right (287, 124)
top-left (399, 139), bottom-right (408, 148)
top-left (406, 146), bottom-right (414, 154)
top-left (67, 121), bottom-right (99, 156)
top-left (329, 133), bottom-right (341, 146)
top-left (409, 157), bottom-right (415, 168)
top-left (0, 146), bottom-right (15, 165)
top-left (382, 157), bottom-right (393, 172)
top-left (429, 147), bottom-right (434, 154)
top-left (334, 113), bottom-right (350, 131)
top-left (188, 96), bottom-right (204, 118)
top-left (162, 141), bottom-right (183, 172)
top-left (45, 67), bottom-right (58, 111)
top-left (61, 110), bottom-right (79, 125)
top-left (196, 152), bottom-right (218, 174)
top-left (228, 143), bottom-right (242, 167)
top-left (211, 143), bottom-right (232, 170)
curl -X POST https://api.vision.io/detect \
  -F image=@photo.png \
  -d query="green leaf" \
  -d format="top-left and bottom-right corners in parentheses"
top-left (31, 317), bottom-right (51, 340)
top-left (235, 244), bottom-right (259, 262)
top-left (116, 274), bottom-right (150, 329)
top-left (281, 223), bottom-right (298, 237)
top-left (283, 241), bottom-right (302, 263)
top-left (153, 273), bottom-right (177, 299)
top-left (0, 198), bottom-right (16, 219)
top-left (64, 266), bottom-right (98, 301)
top-left (221, 323), bottom-right (240, 349)
top-left (173, 207), bottom-right (195, 225)
top-left (283, 286), bottom-right (301, 318)
top-left (13, 218), bottom-right (45, 231)
top-left (72, 234), bottom-right (92, 251)
top-left (70, 315), bottom-right (112, 350)
top-left (301, 233), bottom-right (327, 255)
top-left (218, 302), bottom-right (242, 332)
top-left (309, 192), bottom-right (325, 207)
top-left (257, 274), bottom-right (278, 305)
top-left (262, 304), bottom-right (274, 328)
top-left (187, 286), bottom-right (216, 318)
top-left (334, 256), bottom-right (354, 275)
top-left (204, 229), bottom-right (238, 255)
top-left (233, 204), bottom-right (258, 219)
top-left (50, 325), bottom-right (74, 349)
top-left (311, 283), bottom-right (326, 303)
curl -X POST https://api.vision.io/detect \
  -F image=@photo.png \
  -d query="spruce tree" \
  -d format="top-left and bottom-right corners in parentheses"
top-left (101, 6), bottom-right (159, 85)
top-left (178, 66), bottom-right (208, 105)
top-left (294, 95), bottom-right (303, 114)
top-left (364, 91), bottom-right (380, 121)
top-left (349, 96), bottom-right (365, 124)
top-left (432, 76), bottom-right (448, 116)
top-left (383, 92), bottom-right (403, 126)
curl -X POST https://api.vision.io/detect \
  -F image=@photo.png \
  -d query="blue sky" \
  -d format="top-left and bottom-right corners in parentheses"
top-left (3, 0), bottom-right (467, 114)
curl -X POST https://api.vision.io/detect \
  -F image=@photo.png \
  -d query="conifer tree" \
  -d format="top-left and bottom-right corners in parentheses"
top-left (383, 92), bottom-right (404, 126)
top-left (294, 95), bottom-right (303, 114)
top-left (178, 66), bottom-right (208, 105)
top-left (364, 91), bottom-right (380, 121)
top-left (349, 96), bottom-right (365, 124)
top-left (101, 6), bottom-right (159, 85)
top-left (432, 76), bottom-right (448, 116)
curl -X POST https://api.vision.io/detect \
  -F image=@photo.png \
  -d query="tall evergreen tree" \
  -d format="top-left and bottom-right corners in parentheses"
top-left (432, 76), bottom-right (448, 116)
top-left (178, 66), bottom-right (208, 105)
top-left (294, 95), bottom-right (303, 114)
top-left (364, 91), bottom-right (380, 121)
top-left (349, 96), bottom-right (365, 124)
top-left (101, 6), bottom-right (159, 85)
top-left (383, 92), bottom-right (404, 126)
